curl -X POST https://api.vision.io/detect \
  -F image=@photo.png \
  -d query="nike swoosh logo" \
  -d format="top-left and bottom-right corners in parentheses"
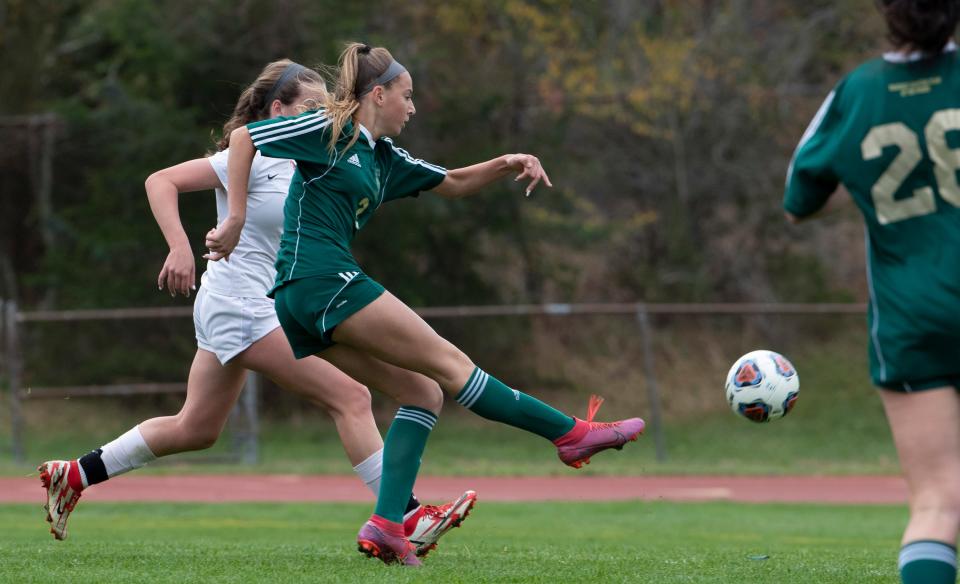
top-left (267, 173), bottom-right (278, 180)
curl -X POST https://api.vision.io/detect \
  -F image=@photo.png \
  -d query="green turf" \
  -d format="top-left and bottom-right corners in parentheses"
top-left (0, 501), bottom-right (905, 583)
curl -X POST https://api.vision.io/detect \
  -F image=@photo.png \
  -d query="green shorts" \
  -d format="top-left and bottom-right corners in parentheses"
top-left (869, 325), bottom-right (960, 392)
top-left (877, 376), bottom-right (960, 393)
top-left (272, 271), bottom-right (385, 358)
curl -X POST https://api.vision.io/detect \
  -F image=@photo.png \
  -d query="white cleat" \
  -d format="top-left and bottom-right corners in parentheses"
top-left (406, 490), bottom-right (477, 558)
top-left (38, 460), bottom-right (83, 541)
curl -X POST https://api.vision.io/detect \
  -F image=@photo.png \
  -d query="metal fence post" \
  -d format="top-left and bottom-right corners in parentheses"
top-left (635, 305), bottom-right (667, 462)
top-left (6, 300), bottom-right (25, 463)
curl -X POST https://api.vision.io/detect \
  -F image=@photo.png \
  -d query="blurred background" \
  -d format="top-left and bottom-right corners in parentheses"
top-left (0, 0), bottom-right (898, 475)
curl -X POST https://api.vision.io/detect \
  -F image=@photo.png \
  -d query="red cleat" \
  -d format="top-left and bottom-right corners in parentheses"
top-left (38, 460), bottom-right (84, 540)
top-left (553, 395), bottom-right (645, 468)
top-left (405, 490), bottom-right (477, 557)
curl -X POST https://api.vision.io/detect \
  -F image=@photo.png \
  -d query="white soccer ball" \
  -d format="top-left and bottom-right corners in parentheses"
top-left (724, 350), bottom-right (799, 423)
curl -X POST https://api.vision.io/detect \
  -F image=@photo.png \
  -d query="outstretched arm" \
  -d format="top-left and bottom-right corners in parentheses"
top-left (205, 126), bottom-right (255, 261)
top-left (145, 159), bottom-right (222, 296)
top-left (432, 153), bottom-right (552, 199)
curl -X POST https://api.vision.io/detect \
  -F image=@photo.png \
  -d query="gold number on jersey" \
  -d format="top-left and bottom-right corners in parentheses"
top-left (861, 123), bottom-right (934, 225)
top-left (862, 109), bottom-right (960, 224)
top-left (925, 108), bottom-right (960, 207)
top-left (355, 197), bottom-right (370, 218)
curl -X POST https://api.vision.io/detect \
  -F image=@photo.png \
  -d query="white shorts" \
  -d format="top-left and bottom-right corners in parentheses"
top-left (193, 287), bottom-right (281, 364)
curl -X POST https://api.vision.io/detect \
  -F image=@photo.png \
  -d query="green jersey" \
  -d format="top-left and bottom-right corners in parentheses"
top-left (785, 44), bottom-right (960, 387)
top-left (247, 109), bottom-right (447, 289)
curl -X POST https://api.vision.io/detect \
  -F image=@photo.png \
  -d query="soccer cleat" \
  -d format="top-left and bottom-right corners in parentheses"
top-left (38, 460), bottom-right (83, 540)
top-left (357, 516), bottom-right (421, 567)
top-left (554, 395), bottom-right (645, 469)
top-left (406, 490), bottom-right (477, 557)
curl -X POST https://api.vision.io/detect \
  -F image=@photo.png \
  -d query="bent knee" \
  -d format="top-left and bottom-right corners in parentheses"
top-left (328, 381), bottom-right (373, 418)
top-left (421, 383), bottom-right (444, 414)
top-left (174, 417), bottom-right (222, 450)
top-left (429, 344), bottom-right (475, 389)
top-left (399, 377), bottom-right (444, 414)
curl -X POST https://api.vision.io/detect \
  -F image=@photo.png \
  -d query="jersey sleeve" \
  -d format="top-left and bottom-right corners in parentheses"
top-left (206, 149), bottom-right (229, 189)
top-left (247, 110), bottom-right (331, 164)
top-left (380, 138), bottom-right (447, 202)
top-left (784, 82), bottom-right (845, 218)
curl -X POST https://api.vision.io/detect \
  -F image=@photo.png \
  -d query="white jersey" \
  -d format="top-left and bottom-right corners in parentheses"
top-left (203, 149), bottom-right (295, 297)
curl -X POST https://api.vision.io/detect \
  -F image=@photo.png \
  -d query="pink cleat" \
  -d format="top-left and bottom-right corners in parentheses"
top-left (357, 515), bottom-right (421, 566)
top-left (553, 395), bottom-right (645, 469)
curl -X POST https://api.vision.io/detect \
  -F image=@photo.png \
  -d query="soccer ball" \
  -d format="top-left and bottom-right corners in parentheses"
top-left (724, 350), bottom-right (799, 423)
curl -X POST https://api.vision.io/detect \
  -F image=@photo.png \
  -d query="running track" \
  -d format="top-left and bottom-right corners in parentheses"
top-left (0, 475), bottom-right (907, 505)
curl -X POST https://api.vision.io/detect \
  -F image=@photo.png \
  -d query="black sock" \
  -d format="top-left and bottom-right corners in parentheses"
top-left (78, 448), bottom-right (109, 486)
top-left (405, 493), bottom-right (421, 515)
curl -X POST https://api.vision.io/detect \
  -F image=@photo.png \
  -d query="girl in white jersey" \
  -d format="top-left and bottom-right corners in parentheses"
top-left (37, 60), bottom-right (475, 557)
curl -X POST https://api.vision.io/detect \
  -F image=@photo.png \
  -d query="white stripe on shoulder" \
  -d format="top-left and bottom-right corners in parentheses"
top-left (785, 89), bottom-right (836, 188)
top-left (254, 119), bottom-right (332, 147)
top-left (250, 113), bottom-right (327, 141)
top-left (249, 111), bottom-right (326, 136)
top-left (386, 140), bottom-right (447, 175)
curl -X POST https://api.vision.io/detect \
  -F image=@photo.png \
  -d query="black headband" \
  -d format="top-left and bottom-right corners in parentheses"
top-left (357, 60), bottom-right (407, 98)
top-left (263, 63), bottom-right (306, 110)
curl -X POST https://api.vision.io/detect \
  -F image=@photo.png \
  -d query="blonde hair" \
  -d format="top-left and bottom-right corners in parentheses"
top-left (216, 59), bottom-right (327, 151)
top-left (325, 42), bottom-right (397, 154)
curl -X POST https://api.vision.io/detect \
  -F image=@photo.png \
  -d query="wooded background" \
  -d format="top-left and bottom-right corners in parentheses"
top-left (0, 0), bottom-right (885, 311)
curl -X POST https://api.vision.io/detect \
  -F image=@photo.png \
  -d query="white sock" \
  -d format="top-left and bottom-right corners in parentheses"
top-left (353, 447), bottom-right (384, 497)
top-left (99, 425), bottom-right (157, 478)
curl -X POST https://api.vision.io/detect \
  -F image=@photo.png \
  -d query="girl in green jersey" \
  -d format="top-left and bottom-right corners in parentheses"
top-left (208, 43), bottom-right (645, 565)
top-left (38, 60), bottom-right (475, 556)
top-left (786, 2), bottom-right (960, 582)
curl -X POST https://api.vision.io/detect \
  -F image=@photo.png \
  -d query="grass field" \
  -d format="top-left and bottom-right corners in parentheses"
top-left (1, 500), bottom-right (905, 583)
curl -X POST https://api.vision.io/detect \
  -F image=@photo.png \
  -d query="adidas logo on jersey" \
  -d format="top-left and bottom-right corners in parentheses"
top-left (347, 154), bottom-right (362, 168)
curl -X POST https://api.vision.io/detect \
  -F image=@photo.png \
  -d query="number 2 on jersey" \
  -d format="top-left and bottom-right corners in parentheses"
top-left (862, 108), bottom-right (960, 224)
top-left (353, 197), bottom-right (370, 230)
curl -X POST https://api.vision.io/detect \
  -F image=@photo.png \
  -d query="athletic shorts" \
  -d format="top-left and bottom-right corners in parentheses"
top-left (193, 287), bottom-right (281, 364)
top-left (869, 321), bottom-right (960, 392)
top-left (878, 375), bottom-right (960, 393)
top-left (272, 271), bottom-right (386, 358)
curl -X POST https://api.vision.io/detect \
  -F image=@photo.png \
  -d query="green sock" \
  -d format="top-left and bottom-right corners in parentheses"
top-left (455, 367), bottom-right (575, 441)
top-left (900, 540), bottom-right (957, 584)
top-left (373, 406), bottom-right (436, 523)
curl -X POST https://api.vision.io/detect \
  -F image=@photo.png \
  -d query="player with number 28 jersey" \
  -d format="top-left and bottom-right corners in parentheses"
top-left (785, 41), bottom-right (960, 390)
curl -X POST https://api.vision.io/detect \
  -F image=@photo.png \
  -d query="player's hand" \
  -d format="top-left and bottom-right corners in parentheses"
top-left (505, 153), bottom-right (552, 197)
top-left (158, 245), bottom-right (196, 297)
top-left (203, 217), bottom-right (242, 262)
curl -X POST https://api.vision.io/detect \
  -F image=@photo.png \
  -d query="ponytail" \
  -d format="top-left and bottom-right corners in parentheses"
top-left (325, 42), bottom-right (397, 155)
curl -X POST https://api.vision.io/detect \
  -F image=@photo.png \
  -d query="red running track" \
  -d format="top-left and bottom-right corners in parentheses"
top-left (0, 475), bottom-right (907, 505)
